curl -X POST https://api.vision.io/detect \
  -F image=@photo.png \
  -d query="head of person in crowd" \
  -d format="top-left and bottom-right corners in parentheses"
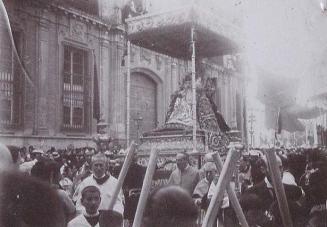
top-left (307, 148), bottom-right (327, 172)
top-left (31, 149), bottom-right (44, 161)
top-left (6, 145), bottom-right (22, 168)
top-left (176, 151), bottom-right (189, 172)
top-left (143, 185), bottom-right (198, 227)
top-left (19, 147), bottom-right (27, 162)
top-left (31, 158), bottom-right (61, 186)
top-left (75, 149), bottom-right (85, 164)
top-left (85, 149), bottom-right (94, 164)
top-left (28, 145), bottom-right (34, 153)
top-left (248, 157), bottom-right (266, 185)
top-left (81, 186), bottom-right (101, 215)
top-left (52, 151), bottom-right (61, 162)
top-left (0, 171), bottom-right (65, 227)
top-left (0, 143), bottom-right (13, 172)
top-left (61, 165), bottom-right (73, 180)
top-left (262, 153), bottom-right (283, 182)
top-left (202, 161), bottom-right (217, 183)
top-left (91, 153), bottom-right (108, 179)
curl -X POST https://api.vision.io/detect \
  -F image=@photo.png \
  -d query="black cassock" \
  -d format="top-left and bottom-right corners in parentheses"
top-left (122, 162), bottom-right (146, 221)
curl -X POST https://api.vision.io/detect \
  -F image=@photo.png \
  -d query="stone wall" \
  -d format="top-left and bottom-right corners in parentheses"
top-left (0, 0), bottom-right (245, 149)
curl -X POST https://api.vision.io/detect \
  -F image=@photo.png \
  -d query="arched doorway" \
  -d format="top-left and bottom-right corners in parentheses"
top-left (130, 72), bottom-right (157, 143)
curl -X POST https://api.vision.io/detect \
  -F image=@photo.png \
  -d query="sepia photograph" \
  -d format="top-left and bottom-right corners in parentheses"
top-left (0, 0), bottom-right (327, 226)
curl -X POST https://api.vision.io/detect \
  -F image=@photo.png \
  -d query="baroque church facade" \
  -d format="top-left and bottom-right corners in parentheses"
top-left (0, 0), bottom-right (245, 149)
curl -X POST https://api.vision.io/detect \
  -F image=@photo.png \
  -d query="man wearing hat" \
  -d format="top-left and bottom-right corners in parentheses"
top-left (19, 149), bottom-right (44, 174)
top-left (73, 153), bottom-right (124, 216)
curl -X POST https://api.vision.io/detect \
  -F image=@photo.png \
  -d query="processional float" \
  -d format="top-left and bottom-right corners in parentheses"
top-left (108, 4), bottom-right (293, 227)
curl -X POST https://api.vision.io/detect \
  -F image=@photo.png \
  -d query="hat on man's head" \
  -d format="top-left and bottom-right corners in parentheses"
top-left (32, 149), bottom-right (44, 154)
top-left (104, 150), bottom-right (112, 156)
top-left (85, 149), bottom-right (95, 156)
top-left (52, 151), bottom-right (60, 159)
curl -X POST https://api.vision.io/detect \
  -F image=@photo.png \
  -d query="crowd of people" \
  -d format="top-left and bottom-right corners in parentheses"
top-left (0, 143), bottom-right (327, 227)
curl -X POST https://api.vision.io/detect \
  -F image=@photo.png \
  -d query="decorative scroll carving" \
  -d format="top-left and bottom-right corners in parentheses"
top-left (127, 8), bottom-right (189, 34)
top-left (126, 6), bottom-right (240, 45)
top-left (140, 48), bottom-right (151, 64)
top-left (70, 19), bottom-right (86, 42)
top-left (59, 25), bottom-right (69, 38)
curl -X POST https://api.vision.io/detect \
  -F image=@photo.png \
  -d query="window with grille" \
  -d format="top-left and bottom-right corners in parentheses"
top-left (0, 31), bottom-right (22, 127)
top-left (62, 46), bottom-right (87, 130)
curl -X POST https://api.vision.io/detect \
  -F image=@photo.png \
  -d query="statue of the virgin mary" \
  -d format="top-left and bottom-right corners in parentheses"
top-left (166, 75), bottom-right (194, 127)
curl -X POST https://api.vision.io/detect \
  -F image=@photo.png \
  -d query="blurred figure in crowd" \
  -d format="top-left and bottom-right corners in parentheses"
top-left (142, 185), bottom-right (198, 227)
top-left (0, 143), bottom-right (13, 172)
top-left (240, 154), bottom-right (305, 227)
top-left (193, 161), bottom-right (217, 210)
top-left (0, 171), bottom-right (65, 227)
top-left (123, 153), bottom-right (146, 225)
top-left (20, 149), bottom-right (44, 174)
top-left (6, 145), bottom-right (22, 169)
top-left (31, 158), bottom-right (76, 223)
top-left (168, 151), bottom-right (200, 195)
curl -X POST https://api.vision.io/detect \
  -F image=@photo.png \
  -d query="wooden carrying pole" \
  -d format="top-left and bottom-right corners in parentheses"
top-left (126, 40), bottom-right (131, 146)
top-left (202, 148), bottom-right (240, 227)
top-left (191, 27), bottom-right (197, 152)
top-left (132, 148), bottom-right (159, 227)
top-left (107, 142), bottom-right (137, 210)
top-left (211, 152), bottom-right (249, 227)
top-left (265, 149), bottom-right (293, 227)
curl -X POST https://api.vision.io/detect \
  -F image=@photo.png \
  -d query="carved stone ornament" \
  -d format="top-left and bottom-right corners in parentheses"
top-left (59, 25), bottom-right (69, 38)
top-left (126, 6), bottom-right (240, 45)
top-left (140, 48), bottom-right (151, 64)
top-left (155, 55), bottom-right (162, 70)
top-left (70, 19), bottom-right (87, 42)
top-left (127, 8), bottom-right (189, 34)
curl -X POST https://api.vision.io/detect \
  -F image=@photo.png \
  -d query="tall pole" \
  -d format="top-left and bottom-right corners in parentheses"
top-left (248, 112), bottom-right (255, 147)
top-left (191, 27), bottom-right (197, 152)
top-left (126, 40), bottom-right (131, 146)
top-left (266, 149), bottom-right (293, 227)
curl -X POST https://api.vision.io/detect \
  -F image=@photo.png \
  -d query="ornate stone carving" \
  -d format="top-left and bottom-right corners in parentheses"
top-left (126, 6), bottom-right (241, 46)
top-left (155, 55), bottom-right (162, 70)
top-left (127, 8), bottom-right (189, 34)
top-left (140, 48), bottom-right (151, 64)
top-left (59, 25), bottom-right (69, 38)
top-left (70, 19), bottom-right (87, 42)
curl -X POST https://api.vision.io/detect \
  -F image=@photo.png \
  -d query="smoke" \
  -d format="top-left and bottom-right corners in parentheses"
top-left (242, 0), bottom-right (327, 101)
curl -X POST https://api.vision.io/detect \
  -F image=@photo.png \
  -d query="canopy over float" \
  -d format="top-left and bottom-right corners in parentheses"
top-left (125, 4), bottom-right (243, 157)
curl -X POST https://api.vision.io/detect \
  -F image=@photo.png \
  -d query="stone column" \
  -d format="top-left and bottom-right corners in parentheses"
top-left (100, 33), bottom-right (110, 130)
top-left (171, 59), bottom-right (178, 93)
top-left (108, 32), bottom-right (126, 142)
top-left (36, 14), bottom-right (50, 134)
